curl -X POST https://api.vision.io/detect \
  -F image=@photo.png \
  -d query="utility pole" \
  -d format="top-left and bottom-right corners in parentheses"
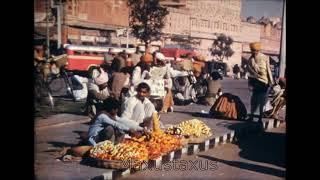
top-left (279, 0), bottom-right (286, 78)
top-left (46, 0), bottom-right (50, 58)
top-left (51, 0), bottom-right (62, 49)
top-left (57, 1), bottom-right (62, 48)
top-left (126, 28), bottom-right (129, 49)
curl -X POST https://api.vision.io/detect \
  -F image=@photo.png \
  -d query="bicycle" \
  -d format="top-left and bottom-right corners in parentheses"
top-left (34, 55), bottom-right (76, 109)
top-left (34, 62), bottom-right (55, 110)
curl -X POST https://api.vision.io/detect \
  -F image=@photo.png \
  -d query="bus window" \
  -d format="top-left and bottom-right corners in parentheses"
top-left (74, 51), bottom-right (81, 55)
top-left (97, 52), bottom-right (104, 56)
top-left (83, 51), bottom-right (90, 55)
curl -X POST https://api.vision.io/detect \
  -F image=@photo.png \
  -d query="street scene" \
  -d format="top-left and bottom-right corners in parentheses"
top-left (34, 0), bottom-right (286, 179)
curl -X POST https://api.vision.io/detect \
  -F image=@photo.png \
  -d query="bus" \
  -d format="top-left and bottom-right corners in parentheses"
top-left (64, 44), bottom-right (136, 71)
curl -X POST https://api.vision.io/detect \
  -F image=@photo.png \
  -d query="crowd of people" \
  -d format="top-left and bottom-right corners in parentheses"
top-left (34, 41), bottom-right (286, 145)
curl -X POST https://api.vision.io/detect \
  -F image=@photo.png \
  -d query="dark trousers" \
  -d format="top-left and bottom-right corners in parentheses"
top-left (250, 86), bottom-right (270, 122)
top-left (249, 78), bottom-right (270, 122)
top-left (94, 125), bottom-right (125, 144)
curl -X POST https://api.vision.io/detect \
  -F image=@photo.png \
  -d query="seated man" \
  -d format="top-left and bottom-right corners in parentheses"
top-left (264, 77), bottom-right (286, 120)
top-left (121, 82), bottom-right (157, 129)
top-left (204, 71), bottom-right (223, 106)
top-left (87, 97), bottom-right (144, 146)
top-left (86, 67), bottom-right (110, 119)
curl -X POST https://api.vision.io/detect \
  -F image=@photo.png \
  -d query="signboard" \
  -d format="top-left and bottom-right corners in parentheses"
top-left (80, 35), bottom-right (95, 42)
top-left (149, 67), bottom-right (167, 80)
top-left (144, 79), bottom-right (166, 97)
top-left (144, 66), bottom-right (167, 97)
top-left (95, 37), bottom-right (107, 42)
top-left (68, 34), bottom-right (79, 40)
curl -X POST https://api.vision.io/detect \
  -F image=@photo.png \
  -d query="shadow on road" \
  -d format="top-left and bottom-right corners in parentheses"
top-left (47, 141), bottom-right (77, 148)
top-left (198, 155), bottom-right (285, 178)
top-left (73, 130), bottom-right (89, 141)
top-left (220, 121), bottom-right (286, 171)
top-left (235, 131), bottom-right (286, 168)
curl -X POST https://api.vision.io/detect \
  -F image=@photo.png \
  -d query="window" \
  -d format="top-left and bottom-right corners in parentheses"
top-left (223, 23), bottom-right (227, 30)
top-left (232, 25), bottom-right (236, 31)
top-left (214, 22), bottom-right (219, 29)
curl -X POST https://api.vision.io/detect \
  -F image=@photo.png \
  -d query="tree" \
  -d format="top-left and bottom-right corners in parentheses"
top-left (128, 0), bottom-right (169, 51)
top-left (211, 34), bottom-right (235, 61)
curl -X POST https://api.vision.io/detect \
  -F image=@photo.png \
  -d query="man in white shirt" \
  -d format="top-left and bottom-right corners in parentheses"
top-left (121, 82), bottom-right (157, 129)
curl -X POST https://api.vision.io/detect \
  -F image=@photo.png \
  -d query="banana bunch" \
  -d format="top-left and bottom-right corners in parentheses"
top-left (152, 112), bottom-right (162, 133)
top-left (167, 119), bottom-right (213, 138)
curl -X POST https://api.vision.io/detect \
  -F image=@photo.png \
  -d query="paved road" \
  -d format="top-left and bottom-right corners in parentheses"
top-left (35, 78), bottom-right (286, 179)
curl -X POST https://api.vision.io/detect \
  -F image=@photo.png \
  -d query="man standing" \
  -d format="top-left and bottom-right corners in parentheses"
top-left (247, 42), bottom-right (274, 129)
top-left (233, 64), bottom-right (241, 80)
top-left (104, 48), bottom-right (116, 65)
top-left (121, 82), bottom-right (157, 130)
top-left (131, 46), bottom-right (143, 67)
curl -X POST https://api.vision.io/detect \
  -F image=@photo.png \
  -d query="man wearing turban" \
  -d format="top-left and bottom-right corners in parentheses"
top-left (247, 42), bottom-right (274, 129)
top-left (86, 67), bottom-right (111, 119)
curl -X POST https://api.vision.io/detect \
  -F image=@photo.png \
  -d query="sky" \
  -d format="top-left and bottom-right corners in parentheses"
top-left (241, 0), bottom-right (284, 19)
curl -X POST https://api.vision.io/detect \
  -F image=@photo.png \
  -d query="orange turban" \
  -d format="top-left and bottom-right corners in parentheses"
top-left (249, 42), bottom-right (261, 51)
top-left (142, 53), bottom-right (153, 64)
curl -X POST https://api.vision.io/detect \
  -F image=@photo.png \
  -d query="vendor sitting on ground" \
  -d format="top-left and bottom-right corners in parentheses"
top-left (86, 66), bottom-right (110, 119)
top-left (264, 77), bottom-right (286, 120)
top-left (87, 97), bottom-right (144, 146)
top-left (204, 71), bottom-right (223, 106)
top-left (121, 82), bottom-right (157, 130)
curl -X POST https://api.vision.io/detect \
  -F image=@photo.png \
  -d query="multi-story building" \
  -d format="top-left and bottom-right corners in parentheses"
top-left (34, 0), bottom-right (282, 71)
top-left (161, 0), bottom-right (243, 69)
top-left (34, 0), bottom-right (136, 48)
top-left (162, 0), bottom-right (282, 71)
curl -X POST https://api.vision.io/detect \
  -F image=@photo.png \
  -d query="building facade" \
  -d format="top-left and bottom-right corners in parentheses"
top-left (34, 0), bottom-right (282, 71)
top-left (34, 0), bottom-right (137, 48)
top-left (161, 0), bottom-right (242, 70)
top-left (162, 0), bottom-right (282, 71)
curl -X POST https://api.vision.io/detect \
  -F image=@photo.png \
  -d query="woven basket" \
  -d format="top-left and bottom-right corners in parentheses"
top-left (96, 159), bottom-right (128, 170)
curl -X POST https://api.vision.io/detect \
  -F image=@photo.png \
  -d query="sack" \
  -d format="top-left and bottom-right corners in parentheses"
top-left (72, 75), bottom-right (88, 100)
top-left (209, 93), bottom-right (247, 120)
top-left (264, 100), bottom-right (273, 112)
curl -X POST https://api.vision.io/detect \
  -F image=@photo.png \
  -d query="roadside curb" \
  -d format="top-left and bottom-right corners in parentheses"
top-left (91, 118), bottom-right (282, 180)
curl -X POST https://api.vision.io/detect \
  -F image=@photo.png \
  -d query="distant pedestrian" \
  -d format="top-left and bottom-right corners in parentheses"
top-left (233, 64), bottom-right (240, 80)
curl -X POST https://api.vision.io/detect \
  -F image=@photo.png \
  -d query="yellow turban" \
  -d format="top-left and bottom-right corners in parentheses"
top-left (249, 42), bottom-right (261, 51)
top-left (195, 55), bottom-right (206, 62)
